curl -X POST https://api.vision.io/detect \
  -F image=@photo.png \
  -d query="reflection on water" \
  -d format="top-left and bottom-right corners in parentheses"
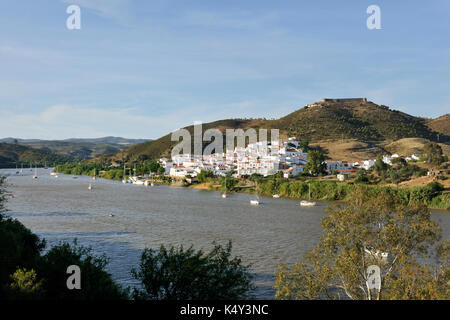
top-left (1, 168), bottom-right (449, 299)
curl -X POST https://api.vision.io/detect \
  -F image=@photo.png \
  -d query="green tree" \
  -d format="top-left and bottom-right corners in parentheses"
top-left (0, 214), bottom-right (45, 297)
top-left (374, 155), bottom-right (389, 178)
top-left (9, 268), bottom-right (44, 299)
top-left (197, 170), bottom-right (214, 183)
top-left (148, 160), bottom-right (160, 173)
top-left (131, 242), bottom-right (254, 300)
top-left (157, 166), bottom-right (165, 175)
top-left (275, 186), bottom-right (448, 300)
top-left (304, 150), bottom-right (326, 176)
top-left (299, 140), bottom-right (309, 153)
top-left (38, 241), bottom-right (128, 300)
top-left (423, 143), bottom-right (445, 168)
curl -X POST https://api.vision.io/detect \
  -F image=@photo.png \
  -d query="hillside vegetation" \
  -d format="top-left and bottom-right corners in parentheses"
top-left (0, 143), bottom-right (71, 168)
top-left (426, 114), bottom-right (450, 137)
top-left (0, 137), bottom-right (150, 160)
top-left (115, 99), bottom-right (449, 162)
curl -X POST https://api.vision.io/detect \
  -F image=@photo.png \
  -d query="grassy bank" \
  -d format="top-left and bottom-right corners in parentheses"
top-left (55, 163), bottom-right (449, 210)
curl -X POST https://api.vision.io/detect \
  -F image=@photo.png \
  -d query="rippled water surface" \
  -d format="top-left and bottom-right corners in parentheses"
top-left (1, 168), bottom-right (448, 298)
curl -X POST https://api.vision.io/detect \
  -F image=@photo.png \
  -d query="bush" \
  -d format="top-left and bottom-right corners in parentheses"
top-left (37, 241), bottom-right (128, 300)
top-left (131, 241), bottom-right (254, 300)
top-left (0, 214), bottom-right (45, 297)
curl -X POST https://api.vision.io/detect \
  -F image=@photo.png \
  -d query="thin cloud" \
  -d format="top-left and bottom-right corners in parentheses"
top-left (61, 0), bottom-right (135, 25)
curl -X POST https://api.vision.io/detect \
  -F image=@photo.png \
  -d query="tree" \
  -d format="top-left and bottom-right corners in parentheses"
top-left (157, 166), bottom-right (165, 175)
top-left (274, 186), bottom-right (448, 300)
top-left (37, 241), bottom-right (128, 300)
top-left (374, 154), bottom-right (389, 178)
top-left (389, 170), bottom-right (401, 186)
top-left (8, 268), bottom-right (44, 299)
top-left (148, 160), bottom-right (160, 173)
top-left (131, 242), bottom-right (254, 300)
top-left (0, 214), bottom-right (45, 297)
top-left (304, 150), bottom-right (326, 176)
top-left (355, 168), bottom-right (369, 183)
top-left (423, 143), bottom-right (445, 168)
top-left (197, 170), bottom-right (214, 183)
top-left (299, 140), bottom-right (309, 153)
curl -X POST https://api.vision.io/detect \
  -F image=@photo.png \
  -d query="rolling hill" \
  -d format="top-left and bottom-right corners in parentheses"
top-left (0, 143), bottom-right (72, 168)
top-left (113, 98), bottom-right (449, 162)
top-left (426, 114), bottom-right (450, 137)
top-left (0, 137), bottom-right (151, 160)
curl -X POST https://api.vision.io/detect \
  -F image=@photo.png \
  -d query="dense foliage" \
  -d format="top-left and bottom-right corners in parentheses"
top-left (275, 186), bottom-right (449, 300)
top-left (131, 242), bottom-right (254, 300)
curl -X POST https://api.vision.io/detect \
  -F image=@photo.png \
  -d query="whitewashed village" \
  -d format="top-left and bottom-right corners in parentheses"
top-left (152, 137), bottom-right (420, 180)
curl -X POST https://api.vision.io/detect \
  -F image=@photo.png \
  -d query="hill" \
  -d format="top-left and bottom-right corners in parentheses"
top-left (426, 114), bottom-right (450, 137)
top-left (0, 143), bottom-right (72, 168)
top-left (0, 137), bottom-right (151, 160)
top-left (113, 98), bottom-right (449, 162)
top-left (384, 138), bottom-right (450, 157)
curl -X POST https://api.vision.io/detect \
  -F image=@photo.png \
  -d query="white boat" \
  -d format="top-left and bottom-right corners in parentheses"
top-left (32, 166), bottom-right (38, 179)
top-left (88, 183), bottom-right (93, 190)
top-left (151, 182), bottom-right (154, 187)
top-left (273, 194), bottom-right (280, 198)
top-left (300, 200), bottom-right (316, 207)
top-left (144, 181), bottom-right (149, 186)
top-left (130, 176), bottom-right (145, 185)
top-left (122, 164), bottom-right (128, 183)
top-left (222, 193), bottom-right (227, 199)
top-left (250, 199), bottom-right (260, 205)
top-left (108, 213), bottom-right (115, 217)
top-left (50, 172), bottom-right (57, 176)
top-left (300, 183), bottom-right (316, 206)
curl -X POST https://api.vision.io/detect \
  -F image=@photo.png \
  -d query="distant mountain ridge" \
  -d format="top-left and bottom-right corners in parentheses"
top-left (113, 98), bottom-right (449, 162)
top-left (0, 143), bottom-right (71, 168)
top-left (0, 136), bottom-right (149, 144)
top-left (0, 137), bottom-right (151, 161)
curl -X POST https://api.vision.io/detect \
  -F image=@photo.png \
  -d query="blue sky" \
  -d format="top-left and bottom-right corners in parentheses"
top-left (0, 0), bottom-right (449, 139)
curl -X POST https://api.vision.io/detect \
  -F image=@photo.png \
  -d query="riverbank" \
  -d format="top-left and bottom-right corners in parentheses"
top-left (52, 164), bottom-right (449, 210)
top-left (188, 180), bottom-right (450, 210)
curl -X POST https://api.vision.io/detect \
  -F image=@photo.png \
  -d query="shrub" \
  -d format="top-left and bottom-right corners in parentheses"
top-left (131, 242), bottom-right (254, 300)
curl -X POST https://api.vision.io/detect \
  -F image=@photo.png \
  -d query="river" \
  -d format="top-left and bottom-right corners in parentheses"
top-left (1, 168), bottom-right (448, 299)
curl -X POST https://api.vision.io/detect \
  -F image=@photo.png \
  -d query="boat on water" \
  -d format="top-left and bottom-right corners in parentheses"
top-left (222, 193), bottom-right (227, 199)
top-left (130, 176), bottom-right (145, 185)
top-left (32, 166), bottom-right (38, 179)
top-left (250, 199), bottom-right (260, 205)
top-left (300, 183), bottom-right (316, 206)
top-left (122, 164), bottom-right (128, 183)
top-left (144, 180), bottom-right (149, 186)
top-left (88, 183), bottom-right (93, 190)
top-left (273, 194), bottom-right (280, 198)
top-left (50, 172), bottom-right (57, 176)
top-left (300, 200), bottom-right (316, 207)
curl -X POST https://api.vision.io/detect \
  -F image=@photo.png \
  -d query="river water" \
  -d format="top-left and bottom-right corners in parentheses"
top-left (1, 168), bottom-right (449, 299)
